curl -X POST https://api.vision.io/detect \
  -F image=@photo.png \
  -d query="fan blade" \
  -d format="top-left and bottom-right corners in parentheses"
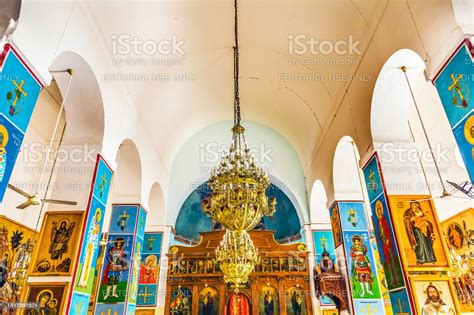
top-left (17, 201), bottom-right (32, 210)
top-left (7, 184), bottom-right (33, 199)
top-left (42, 199), bottom-right (77, 206)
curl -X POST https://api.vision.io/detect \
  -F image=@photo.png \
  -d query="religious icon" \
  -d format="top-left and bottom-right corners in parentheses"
top-left (78, 208), bottom-right (102, 288)
top-left (97, 172), bottom-right (109, 199)
top-left (404, 201), bottom-right (437, 264)
top-left (410, 280), bottom-right (458, 315)
top-left (447, 223), bottom-right (465, 250)
top-left (24, 284), bottom-right (67, 315)
top-left (140, 254), bottom-right (158, 284)
top-left (349, 234), bottom-right (374, 297)
top-left (199, 287), bottom-right (218, 315)
top-left (226, 293), bottom-right (250, 315)
top-left (6, 79), bottom-right (28, 117)
top-left (170, 286), bottom-right (192, 315)
top-left (101, 237), bottom-right (129, 300)
top-left (347, 207), bottom-right (359, 227)
top-left (374, 200), bottom-right (401, 288)
top-left (330, 205), bottom-right (342, 246)
top-left (0, 216), bottom-right (35, 304)
top-left (0, 125), bottom-right (9, 182)
top-left (49, 219), bottom-right (76, 272)
top-left (368, 168), bottom-right (378, 192)
top-left (448, 73), bottom-right (469, 108)
top-left (286, 287), bottom-right (306, 315)
top-left (389, 196), bottom-right (448, 270)
top-left (422, 283), bottom-right (456, 315)
top-left (259, 286), bottom-right (278, 315)
top-left (464, 115), bottom-right (474, 160)
top-left (117, 210), bottom-right (130, 231)
top-left (32, 212), bottom-right (83, 276)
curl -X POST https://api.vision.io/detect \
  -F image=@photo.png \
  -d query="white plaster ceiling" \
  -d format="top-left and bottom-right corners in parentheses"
top-left (83, 0), bottom-right (388, 169)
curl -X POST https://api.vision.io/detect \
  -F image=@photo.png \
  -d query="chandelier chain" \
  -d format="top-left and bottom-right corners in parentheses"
top-left (233, 0), bottom-right (241, 127)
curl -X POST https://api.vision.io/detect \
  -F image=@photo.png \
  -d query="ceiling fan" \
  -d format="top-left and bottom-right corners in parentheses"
top-left (7, 71), bottom-right (77, 209)
top-left (8, 183), bottom-right (77, 209)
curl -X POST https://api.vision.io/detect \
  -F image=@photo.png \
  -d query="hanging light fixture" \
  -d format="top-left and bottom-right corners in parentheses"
top-left (201, 0), bottom-right (276, 232)
top-left (215, 230), bottom-right (260, 286)
top-left (201, 0), bottom-right (276, 287)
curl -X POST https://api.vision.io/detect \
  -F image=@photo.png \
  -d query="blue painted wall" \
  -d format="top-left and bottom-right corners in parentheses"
top-left (175, 182), bottom-right (301, 242)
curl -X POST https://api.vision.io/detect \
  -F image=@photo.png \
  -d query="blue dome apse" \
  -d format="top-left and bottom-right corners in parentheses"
top-left (174, 182), bottom-right (301, 243)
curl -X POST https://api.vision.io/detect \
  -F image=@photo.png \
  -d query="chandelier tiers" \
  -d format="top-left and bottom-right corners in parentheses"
top-left (215, 230), bottom-right (260, 286)
top-left (201, 125), bottom-right (277, 231)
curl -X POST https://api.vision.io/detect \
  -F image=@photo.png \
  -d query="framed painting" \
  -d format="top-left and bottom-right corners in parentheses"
top-left (259, 286), bottom-right (279, 315)
top-left (409, 276), bottom-right (460, 314)
top-left (388, 195), bottom-right (449, 270)
top-left (0, 215), bottom-right (36, 303)
top-left (170, 286), bottom-right (192, 314)
top-left (23, 283), bottom-right (67, 315)
top-left (286, 287), bottom-right (307, 315)
top-left (30, 211), bottom-right (84, 276)
top-left (329, 203), bottom-right (342, 247)
top-left (198, 286), bottom-right (219, 315)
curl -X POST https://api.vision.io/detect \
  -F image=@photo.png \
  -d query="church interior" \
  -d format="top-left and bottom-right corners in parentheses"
top-left (0, 0), bottom-right (473, 314)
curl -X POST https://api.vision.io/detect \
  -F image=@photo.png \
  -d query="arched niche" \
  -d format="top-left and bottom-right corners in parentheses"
top-left (332, 136), bottom-right (363, 201)
top-left (2, 51), bottom-right (106, 228)
top-left (104, 139), bottom-right (143, 230)
top-left (45, 51), bottom-right (105, 211)
top-left (370, 49), bottom-right (472, 219)
top-left (146, 182), bottom-right (165, 230)
top-left (309, 180), bottom-right (330, 225)
top-left (371, 49), bottom-right (425, 143)
top-left (0, 0), bottom-right (21, 38)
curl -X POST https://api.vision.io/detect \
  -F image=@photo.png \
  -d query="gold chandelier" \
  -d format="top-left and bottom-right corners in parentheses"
top-left (201, 0), bottom-right (276, 287)
top-left (201, 0), bottom-right (276, 233)
top-left (215, 230), bottom-right (260, 285)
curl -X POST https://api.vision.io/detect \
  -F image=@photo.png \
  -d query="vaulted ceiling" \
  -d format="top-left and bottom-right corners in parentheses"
top-left (84, 0), bottom-right (458, 172)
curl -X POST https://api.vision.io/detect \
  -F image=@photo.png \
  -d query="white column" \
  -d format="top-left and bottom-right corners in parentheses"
top-left (155, 226), bottom-right (172, 315)
top-left (304, 224), bottom-right (322, 315)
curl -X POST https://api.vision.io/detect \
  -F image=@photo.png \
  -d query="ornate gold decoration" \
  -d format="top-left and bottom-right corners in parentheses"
top-left (201, 0), bottom-right (277, 287)
top-left (215, 230), bottom-right (260, 287)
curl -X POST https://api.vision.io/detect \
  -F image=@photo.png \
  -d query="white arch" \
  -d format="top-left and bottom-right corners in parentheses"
top-left (147, 182), bottom-right (166, 229)
top-left (309, 180), bottom-right (330, 224)
top-left (371, 49), bottom-right (426, 143)
top-left (332, 136), bottom-right (364, 200)
top-left (111, 139), bottom-right (143, 203)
